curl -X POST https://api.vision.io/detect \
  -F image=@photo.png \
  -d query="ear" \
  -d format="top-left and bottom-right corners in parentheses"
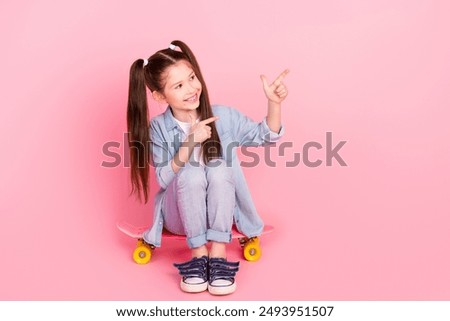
top-left (152, 91), bottom-right (167, 104)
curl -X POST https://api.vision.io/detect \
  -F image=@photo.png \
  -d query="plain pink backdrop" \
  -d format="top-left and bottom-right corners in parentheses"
top-left (1, 0), bottom-right (449, 300)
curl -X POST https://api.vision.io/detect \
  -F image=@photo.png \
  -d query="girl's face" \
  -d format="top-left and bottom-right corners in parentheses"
top-left (155, 60), bottom-right (202, 120)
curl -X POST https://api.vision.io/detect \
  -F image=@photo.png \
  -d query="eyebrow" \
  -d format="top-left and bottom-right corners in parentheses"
top-left (170, 71), bottom-right (195, 88)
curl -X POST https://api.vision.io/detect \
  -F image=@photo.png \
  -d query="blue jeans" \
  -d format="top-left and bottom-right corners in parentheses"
top-left (162, 158), bottom-right (236, 249)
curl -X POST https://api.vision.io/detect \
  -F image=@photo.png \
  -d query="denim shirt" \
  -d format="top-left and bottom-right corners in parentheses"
top-left (143, 105), bottom-right (285, 247)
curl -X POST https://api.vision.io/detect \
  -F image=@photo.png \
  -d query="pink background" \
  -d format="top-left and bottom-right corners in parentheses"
top-left (1, 0), bottom-right (449, 300)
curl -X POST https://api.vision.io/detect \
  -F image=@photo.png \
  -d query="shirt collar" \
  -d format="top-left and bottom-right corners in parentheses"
top-left (163, 106), bottom-right (179, 131)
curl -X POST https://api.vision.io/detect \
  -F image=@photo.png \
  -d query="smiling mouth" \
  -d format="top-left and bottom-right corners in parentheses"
top-left (185, 93), bottom-right (198, 102)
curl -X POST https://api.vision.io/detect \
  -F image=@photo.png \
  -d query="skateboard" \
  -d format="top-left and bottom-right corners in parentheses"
top-left (117, 220), bottom-right (274, 264)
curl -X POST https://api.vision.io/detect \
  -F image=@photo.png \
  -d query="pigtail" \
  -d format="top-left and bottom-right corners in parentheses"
top-left (127, 59), bottom-right (150, 203)
top-left (171, 40), bottom-right (222, 163)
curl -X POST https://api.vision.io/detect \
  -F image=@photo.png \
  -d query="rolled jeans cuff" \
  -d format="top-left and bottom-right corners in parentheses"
top-left (206, 229), bottom-right (232, 244)
top-left (187, 233), bottom-right (207, 249)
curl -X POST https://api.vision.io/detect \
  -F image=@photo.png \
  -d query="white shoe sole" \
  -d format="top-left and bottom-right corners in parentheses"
top-left (208, 282), bottom-right (237, 295)
top-left (180, 280), bottom-right (208, 293)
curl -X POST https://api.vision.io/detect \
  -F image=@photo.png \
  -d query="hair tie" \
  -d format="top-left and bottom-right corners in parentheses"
top-left (143, 58), bottom-right (148, 67)
top-left (169, 44), bottom-right (177, 51)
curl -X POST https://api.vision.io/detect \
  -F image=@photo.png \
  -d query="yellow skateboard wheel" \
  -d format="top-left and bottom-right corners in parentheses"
top-left (243, 238), bottom-right (262, 262)
top-left (133, 243), bottom-right (152, 264)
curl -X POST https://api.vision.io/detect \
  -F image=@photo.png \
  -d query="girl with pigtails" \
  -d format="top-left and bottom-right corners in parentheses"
top-left (127, 40), bottom-right (288, 295)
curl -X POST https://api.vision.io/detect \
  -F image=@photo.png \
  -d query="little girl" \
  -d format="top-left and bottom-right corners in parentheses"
top-left (126, 40), bottom-right (288, 295)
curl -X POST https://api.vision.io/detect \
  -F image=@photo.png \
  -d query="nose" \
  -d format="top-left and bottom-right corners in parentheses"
top-left (186, 82), bottom-right (197, 93)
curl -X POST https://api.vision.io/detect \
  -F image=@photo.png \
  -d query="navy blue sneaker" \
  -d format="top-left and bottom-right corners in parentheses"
top-left (173, 256), bottom-right (208, 293)
top-left (208, 258), bottom-right (240, 295)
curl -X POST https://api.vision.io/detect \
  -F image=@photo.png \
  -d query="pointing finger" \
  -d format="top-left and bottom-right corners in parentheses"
top-left (273, 69), bottom-right (290, 86)
top-left (200, 116), bottom-right (219, 125)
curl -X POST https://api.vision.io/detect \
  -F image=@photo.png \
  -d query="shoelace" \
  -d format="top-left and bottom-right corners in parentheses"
top-left (173, 256), bottom-right (208, 281)
top-left (208, 258), bottom-right (240, 284)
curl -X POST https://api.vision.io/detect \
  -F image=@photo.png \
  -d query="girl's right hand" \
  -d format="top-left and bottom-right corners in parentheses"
top-left (189, 116), bottom-right (219, 143)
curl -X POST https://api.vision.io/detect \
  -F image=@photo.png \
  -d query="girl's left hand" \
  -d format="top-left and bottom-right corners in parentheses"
top-left (260, 69), bottom-right (290, 104)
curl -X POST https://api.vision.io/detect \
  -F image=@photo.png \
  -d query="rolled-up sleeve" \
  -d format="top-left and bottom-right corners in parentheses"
top-left (262, 116), bottom-right (285, 142)
top-left (229, 107), bottom-right (285, 146)
top-left (149, 120), bottom-right (176, 190)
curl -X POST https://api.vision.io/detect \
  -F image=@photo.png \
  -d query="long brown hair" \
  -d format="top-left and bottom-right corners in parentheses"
top-left (127, 40), bottom-right (222, 203)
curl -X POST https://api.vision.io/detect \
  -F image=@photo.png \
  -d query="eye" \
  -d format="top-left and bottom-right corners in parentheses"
top-left (190, 74), bottom-right (196, 81)
top-left (175, 84), bottom-right (182, 89)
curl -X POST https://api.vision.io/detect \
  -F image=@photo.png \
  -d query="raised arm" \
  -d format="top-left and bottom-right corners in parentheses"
top-left (260, 69), bottom-right (289, 134)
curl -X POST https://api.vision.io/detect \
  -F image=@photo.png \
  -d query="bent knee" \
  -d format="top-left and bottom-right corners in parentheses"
top-left (176, 165), bottom-right (207, 188)
top-left (205, 159), bottom-right (234, 185)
